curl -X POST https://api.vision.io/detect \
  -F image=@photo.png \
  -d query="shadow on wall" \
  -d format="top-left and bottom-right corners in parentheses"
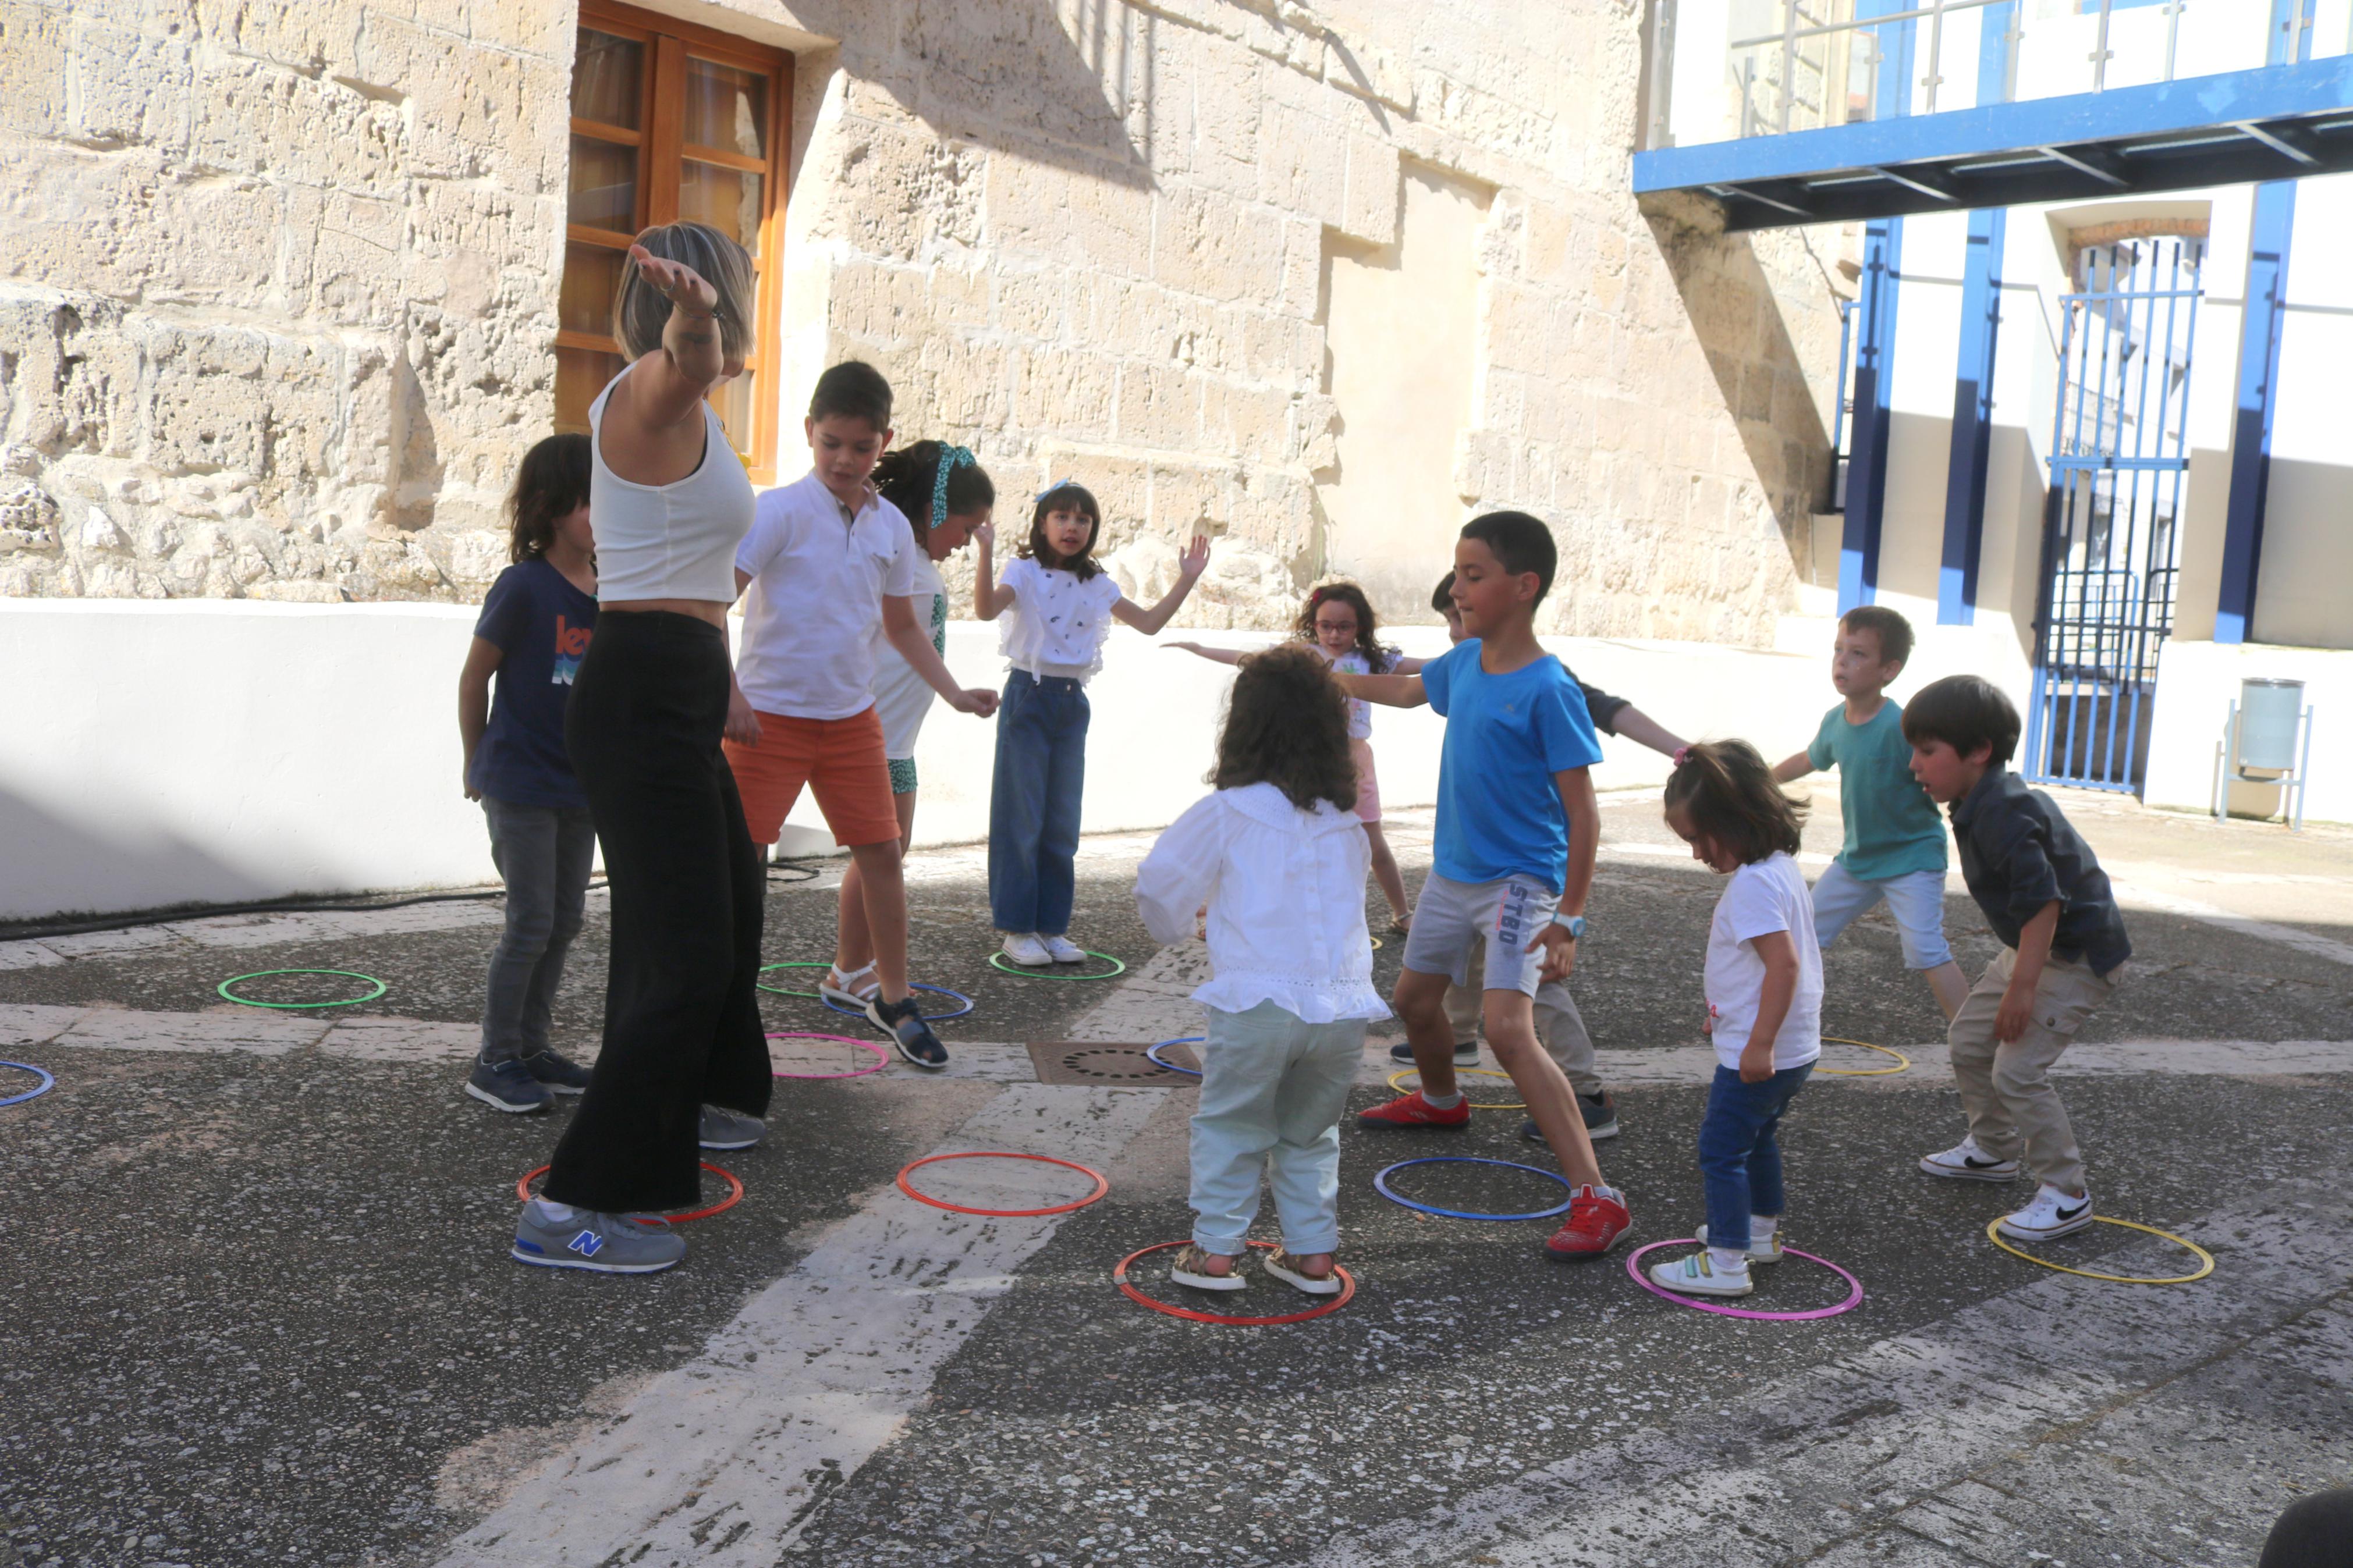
top-left (0, 783), bottom-right (281, 927)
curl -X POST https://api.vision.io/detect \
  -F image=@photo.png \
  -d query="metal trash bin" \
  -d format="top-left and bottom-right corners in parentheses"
top-left (2238, 678), bottom-right (2305, 771)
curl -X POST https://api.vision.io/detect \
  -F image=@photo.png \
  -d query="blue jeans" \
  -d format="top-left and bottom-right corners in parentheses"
top-left (988, 671), bottom-right (1088, 936)
top-left (1190, 1001), bottom-right (1365, 1256)
top-left (480, 795), bottom-right (598, 1063)
top-left (1697, 1062), bottom-right (1813, 1250)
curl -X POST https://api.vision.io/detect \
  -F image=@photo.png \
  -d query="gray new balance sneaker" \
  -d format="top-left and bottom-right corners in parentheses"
top-left (510, 1203), bottom-right (686, 1274)
top-left (698, 1104), bottom-right (766, 1150)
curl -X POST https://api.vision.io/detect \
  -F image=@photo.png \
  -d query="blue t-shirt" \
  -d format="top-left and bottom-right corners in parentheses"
top-left (1805, 699), bottom-right (1946, 880)
top-left (470, 559), bottom-right (597, 809)
top-left (1422, 641), bottom-right (1605, 894)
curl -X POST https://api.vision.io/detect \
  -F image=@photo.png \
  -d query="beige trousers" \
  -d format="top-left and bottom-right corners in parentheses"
top-left (1947, 946), bottom-right (2120, 1193)
top-left (1441, 931), bottom-right (1600, 1096)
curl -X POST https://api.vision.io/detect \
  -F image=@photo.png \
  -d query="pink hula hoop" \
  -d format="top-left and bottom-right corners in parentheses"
top-left (1625, 1238), bottom-right (1865, 1321)
top-left (766, 1031), bottom-right (890, 1080)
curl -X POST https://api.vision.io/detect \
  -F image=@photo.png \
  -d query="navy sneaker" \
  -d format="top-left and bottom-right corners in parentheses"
top-left (1390, 1039), bottom-right (1482, 1064)
top-left (698, 1104), bottom-right (766, 1150)
top-left (520, 1048), bottom-right (592, 1095)
top-left (1521, 1090), bottom-right (1621, 1143)
top-left (868, 994), bottom-right (948, 1069)
top-left (466, 1057), bottom-right (553, 1114)
top-left (511, 1203), bottom-right (684, 1274)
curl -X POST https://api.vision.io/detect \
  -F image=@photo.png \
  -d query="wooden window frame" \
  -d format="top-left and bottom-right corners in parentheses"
top-left (565, 1), bottom-right (792, 481)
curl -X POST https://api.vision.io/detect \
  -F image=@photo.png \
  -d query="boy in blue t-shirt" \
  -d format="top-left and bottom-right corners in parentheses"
top-left (1773, 606), bottom-right (1969, 1021)
top-left (456, 433), bottom-right (601, 1115)
top-left (1334, 511), bottom-right (1632, 1260)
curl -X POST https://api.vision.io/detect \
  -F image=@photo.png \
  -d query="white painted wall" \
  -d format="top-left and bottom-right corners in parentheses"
top-left (2142, 639), bottom-right (2350, 824)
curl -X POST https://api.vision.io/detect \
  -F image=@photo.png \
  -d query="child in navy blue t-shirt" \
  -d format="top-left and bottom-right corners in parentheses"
top-left (456, 433), bottom-right (600, 1114)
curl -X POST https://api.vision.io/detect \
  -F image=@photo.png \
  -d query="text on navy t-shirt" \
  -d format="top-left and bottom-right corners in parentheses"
top-left (470, 559), bottom-right (596, 808)
top-left (1421, 639), bottom-right (1604, 894)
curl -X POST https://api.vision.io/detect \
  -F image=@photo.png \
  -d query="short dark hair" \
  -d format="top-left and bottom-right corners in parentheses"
top-left (1840, 605), bottom-right (1915, 669)
top-left (1458, 511), bottom-right (1556, 605)
top-left (507, 433), bottom-right (591, 564)
top-left (1901, 674), bottom-right (2021, 767)
top-left (614, 221), bottom-right (755, 363)
top-left (873, 440), bottom-right (995, 547)
top-left (1430, 571), bottom-right (1456, 614)
top-left (808, 360), bottom-right (893, 430)
top-left (1662, 739), bottom-right (1808, 866)
top-left (1021, 481), bottom-right (1103, 581)
top-left (1209, 644), bottom-right (1357, 815)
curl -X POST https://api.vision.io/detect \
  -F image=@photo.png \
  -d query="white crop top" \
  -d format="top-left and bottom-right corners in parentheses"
top-left (586, 377), bottom-right (754, 603)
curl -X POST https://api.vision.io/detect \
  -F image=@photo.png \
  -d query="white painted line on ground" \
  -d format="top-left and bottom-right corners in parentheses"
top-left (1309, 1174), bottom-right (2353, 1567)
top-left (0, 1002), bottom-right (86, 1047)
top-left (52, 1006), bottom-right (324, 1056)
top-left (318, 1018), bottom-right (482, 1062)
top-left (2109, 877), bottom-right (2353, 967)
top-left (433, 1082), bottom-right (1165, 1568)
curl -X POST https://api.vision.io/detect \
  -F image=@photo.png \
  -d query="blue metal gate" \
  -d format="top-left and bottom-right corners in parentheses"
top-left (2025, 234), bottom-right (2204, 792)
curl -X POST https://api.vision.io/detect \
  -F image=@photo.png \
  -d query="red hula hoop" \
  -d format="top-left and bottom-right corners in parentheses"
top-left (516, 1161), bottom-right (744, 1224)
top-left (1114, 1240), bottom-right (1357, 1327)
top-left (896, 1151), bottom-right (1110, 1218)
top-left (766, 1031), bottom-right (890, 1079)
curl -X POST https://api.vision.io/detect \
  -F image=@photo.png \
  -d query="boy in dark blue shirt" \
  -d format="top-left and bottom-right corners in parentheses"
top-left (1903, 675), bottom-right (2130, 1243)
top-left (1336, 512), bottom-right (1632, 1259)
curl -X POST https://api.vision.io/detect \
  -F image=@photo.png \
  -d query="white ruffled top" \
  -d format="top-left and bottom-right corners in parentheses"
top-left (1134, 782), bottom-right (1389, 1024)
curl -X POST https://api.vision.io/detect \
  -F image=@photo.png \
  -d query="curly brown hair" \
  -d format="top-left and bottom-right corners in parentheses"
top-left (1291, 581), bottom-right (1400, 672)
top-left (1209, 644), bottom-right (1358, 813)
top-left (1662, 739), bottom-right (1809, 866)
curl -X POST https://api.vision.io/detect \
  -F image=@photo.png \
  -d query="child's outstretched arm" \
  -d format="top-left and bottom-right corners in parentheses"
top-left (882, 595), bottom-right (999, 717)
top-left (1110, 534), bottom-right (1211, 635)
top-left (1528, 765), bottom-right (1600, 982)
top-left (1741, 931), bottom-right (1799, 1082)
top-left (1333, 670), bottom-right (1428, 709)
top-left (1165, 641), bottom-right (1243, 666)
top-left (1134, 797), bottom-right (1222, 945)
top-left (457, 637), bottom-right (502, 801)
top-left (1772, 751), bottom-right (1813, 783)
top-left (970, 519), bottom-right (1016, 620)
top-left (1612, 706), bottom-right (1688, 758)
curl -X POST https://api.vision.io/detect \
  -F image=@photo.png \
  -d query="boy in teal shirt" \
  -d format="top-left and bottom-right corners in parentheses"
top-left (1774, 606), bottom-right (1969, 1019)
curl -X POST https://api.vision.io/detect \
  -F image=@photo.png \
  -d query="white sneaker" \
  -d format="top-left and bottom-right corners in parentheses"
top-left (1648, 1250), bottom-right (1753, 1297)
top-left (1694, 1223), bottom-right (1784, 1265)
top-left (1919, 1135), bottom-right (2022, 1182)
top-left (1998, 1183), bottom-right (2096, 1242)
top-left (1040, 934), bottom-right (1087, 964)
top-left (999, 933), bottom-right (1053, 967)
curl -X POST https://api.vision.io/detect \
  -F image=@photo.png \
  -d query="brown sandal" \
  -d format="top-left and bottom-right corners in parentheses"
top-left (1262, 1250), bottom-right (1342, 1296)
top-left (1169, 1244), bottom-right (1247, 1292)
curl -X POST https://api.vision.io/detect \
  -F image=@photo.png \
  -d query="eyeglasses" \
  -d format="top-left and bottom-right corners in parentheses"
top-left (1314, 617), bottom-right (1359, 631)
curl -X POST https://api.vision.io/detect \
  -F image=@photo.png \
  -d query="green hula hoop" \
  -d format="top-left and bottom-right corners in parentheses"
top-left (217, 969), bottom-right (388, 1009)
top-left (986, 950), bottom-right (1127, 982)
top-left (757, 960), bottom-right (829, 998)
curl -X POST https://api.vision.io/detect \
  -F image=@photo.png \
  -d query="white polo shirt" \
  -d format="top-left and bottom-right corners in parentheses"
top-left (734, 471), bottom-right (919, 720)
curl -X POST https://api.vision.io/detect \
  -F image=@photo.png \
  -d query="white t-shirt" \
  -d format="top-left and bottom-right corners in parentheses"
top-left (998, 556), bottom-right (1123, 680)
top-left (1703, 851), bottom-right (1824, 1071)
top-left (734, 472), bottom-right (919, 720)
top-left (1329, 649), bottom-right (1375, 739)
top-left (868, 551), bottom-right (947, 759)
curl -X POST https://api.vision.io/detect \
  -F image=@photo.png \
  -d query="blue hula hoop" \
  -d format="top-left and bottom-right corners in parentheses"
top-left (1373, 1156), bottom-right (1577, 1222)
top-left (821, 982), bottom-right (975, 1023)
top-left (0, 1061), bottom-right (56, 1108)
top-left (1145, 1037), bottom-right (1204, 1077)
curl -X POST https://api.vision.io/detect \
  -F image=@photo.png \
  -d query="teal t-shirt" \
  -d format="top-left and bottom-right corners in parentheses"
top-left (1807, 699), bottom-right (1947, 881)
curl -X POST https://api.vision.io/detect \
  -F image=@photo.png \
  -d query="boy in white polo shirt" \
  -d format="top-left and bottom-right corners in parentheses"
top-left (723, 361), bottom-right (998, 1068)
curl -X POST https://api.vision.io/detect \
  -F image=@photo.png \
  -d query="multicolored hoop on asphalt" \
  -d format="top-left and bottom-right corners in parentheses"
top-left (217, 969), bottom-right (388, 1009)
top-left (1145, 1037), bottom-right (1204, 1077)
top-left (516, 1161), bottom-right (744, 1224)
top-left (0, 1061), bottom-right (55, 1107)
top-left (765, 1032), bottom-right (891, 1080)
top-left (1372, 1156), bottom-right (1577, 1222)
top-left (1813, 1036), bottom-right (1911, 1076)
top-left (819, 982), bottom-right (975, 1021)
top-left (986, 950), bottom-right (1127, 981)
top-left (1383, 1067), bottom-right (1525, 1111)
top-left (1982, 1214), bottom-right (2215, 1285)
top-left (1624, 1238), bottom-right (1865, 1321)
top-left (1114, 1240), bottom-right (1356, 1326)
top-left (896, 1151), bottom-right (1110, 1217)
top-left (755, 961), bottom-right (828, 998)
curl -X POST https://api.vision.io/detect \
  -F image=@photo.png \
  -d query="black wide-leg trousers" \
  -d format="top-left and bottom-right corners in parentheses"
top-left (544, 609), bottom-right (769, 1214)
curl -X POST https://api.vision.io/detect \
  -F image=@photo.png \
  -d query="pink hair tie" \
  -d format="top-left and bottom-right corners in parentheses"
top-left (1672, 745), bottom-right (1694, 767)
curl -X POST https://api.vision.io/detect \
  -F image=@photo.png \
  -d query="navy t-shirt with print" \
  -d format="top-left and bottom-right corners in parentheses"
top-left (470, 559), bottom-right (596, 808)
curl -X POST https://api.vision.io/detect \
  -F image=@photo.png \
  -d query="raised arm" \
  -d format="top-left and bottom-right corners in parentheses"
top-left (1109, 534), bottom-right (1210, 635)
top-left (1165, 641), bottom-right (1243, 666)
top-left (971, 519), bottom-right (1017, 620)
top-left (1612, 705), bottom-right (1689, 759)
top-left (604, 245), bottom-right (731, 456)
top-left (1332, 670), bottom-right (1428, 709)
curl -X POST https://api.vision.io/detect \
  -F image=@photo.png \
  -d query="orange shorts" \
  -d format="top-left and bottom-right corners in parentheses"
top-left (722, 705), bottom-right (902, 848)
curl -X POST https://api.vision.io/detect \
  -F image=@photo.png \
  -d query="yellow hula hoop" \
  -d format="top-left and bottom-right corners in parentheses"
top-left (1813, 1036), bottom-right (1911, 1077)
top-left (1982, 1215), bottom-right (2216, 1285)
top-left (1385, 1068), bottom-right (1525, 1111)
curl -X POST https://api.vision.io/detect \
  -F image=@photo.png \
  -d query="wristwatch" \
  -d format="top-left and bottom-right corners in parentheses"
top-left (1550, 913), bottom-right (1587, 940)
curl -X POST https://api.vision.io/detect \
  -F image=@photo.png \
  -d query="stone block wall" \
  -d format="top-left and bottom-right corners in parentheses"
top-left (0, 0), bottom-right (1843, 643)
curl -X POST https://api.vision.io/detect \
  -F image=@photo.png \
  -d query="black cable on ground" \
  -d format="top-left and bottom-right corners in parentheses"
top-left (0, 861), bottom-right (824, 944)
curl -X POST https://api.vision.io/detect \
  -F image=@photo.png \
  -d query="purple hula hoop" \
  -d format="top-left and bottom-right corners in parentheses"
top-left (1624, 1238), bottom-right (1864, 1321)
top-left (765, 1031), bottom-right (890, 1080)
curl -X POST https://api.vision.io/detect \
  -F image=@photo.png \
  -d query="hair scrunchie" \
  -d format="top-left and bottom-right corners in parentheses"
top-left (930, 444), bottom-right (976, 527)
top-left (1672, 745), bottom-right (1695, 768)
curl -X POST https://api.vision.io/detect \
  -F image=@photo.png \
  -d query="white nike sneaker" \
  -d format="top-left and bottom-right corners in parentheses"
top-left (1919, 1136), bottom-right (2022, 1182)
top-left (1040, 934), bottom-right (1087, 964)
top-left (999, 933), bottom-right (1053, 967)
top-left (1695, 1223), bottom-right (1784, 1265)
top-left (1998, 1183), bottom-right (2096, 1242)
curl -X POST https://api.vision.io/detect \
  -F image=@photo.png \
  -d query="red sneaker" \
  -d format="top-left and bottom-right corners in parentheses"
top-left (1356, 1090), bottom-right (1471, 1129)
top-left (1546, 1185), bottom-right (1631, 1257)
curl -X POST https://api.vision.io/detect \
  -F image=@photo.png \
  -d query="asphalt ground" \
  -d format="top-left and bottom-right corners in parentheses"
top-left (3, 794), bottom-right (2351, 1568)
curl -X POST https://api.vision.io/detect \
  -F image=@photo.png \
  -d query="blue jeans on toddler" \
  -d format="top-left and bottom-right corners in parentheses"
top-left (1698, 1062), bottom-right (1813, 1250)
top-left (1190, 1001), bottom-right (1367, 1257)
top-left (988, 671), bottom-right (1088, 936)
top-left (480, 795), bottom-right (597, 1064)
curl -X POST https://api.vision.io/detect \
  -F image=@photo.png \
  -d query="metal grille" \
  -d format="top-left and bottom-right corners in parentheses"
top-left (1024, 1041), bottom-right (1196, 1086)
top-left (2026, 234), bottom-right (2203, 792)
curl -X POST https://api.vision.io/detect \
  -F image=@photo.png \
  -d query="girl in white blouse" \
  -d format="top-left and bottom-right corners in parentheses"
top-left (1134, 646), bottom-right (1389, 1297)
top-left (973, 481), bottom-right (1208, 968)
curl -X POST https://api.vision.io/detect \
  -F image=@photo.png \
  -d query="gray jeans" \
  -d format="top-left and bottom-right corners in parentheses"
top-left (480, 796), bottom-right (597, 1064)
top-left (1443, 930), bottom-right (1601, 1096)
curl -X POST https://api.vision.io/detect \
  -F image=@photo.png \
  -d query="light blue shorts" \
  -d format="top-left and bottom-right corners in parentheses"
top-left (1812, 862), bottom-right (1953, 970)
